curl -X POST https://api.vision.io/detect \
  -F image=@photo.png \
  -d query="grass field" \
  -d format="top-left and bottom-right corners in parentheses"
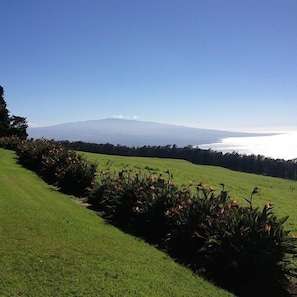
top-left (0, 148), bottom-right (234, 297)
top-left (82, 152), bottom-right (297, 234)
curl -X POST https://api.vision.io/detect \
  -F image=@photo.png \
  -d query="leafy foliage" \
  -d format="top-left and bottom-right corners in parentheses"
top-left (9, 115), bottom-right (28, 139)
top-left (0, 86), bottom-right (10, 136)
top-left (87, 172), bottom-right (297, 296)
top-left (7, 138), bottom-right (97, 196)
top-left (0, 135), bottom-right (22, 150)
top-left (56, 155), bottom-right (97, 196)
top-left (181, 187), bottom-right (297, 296)
top-left (0, 86), bottom-right (28, 139)
top-left (88, 170), bottom-right (183, 242)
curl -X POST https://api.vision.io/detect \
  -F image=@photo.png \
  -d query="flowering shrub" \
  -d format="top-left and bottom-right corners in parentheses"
top-left (88, 171), bottom-right (184, 242)
top-left (200, 200), bottom-right (296, 294)
top-left (14, 138), bottom-right (97, 196)
top-left (167, 186), bottom-right (297, 295)
top-left (56, 155), bottom-right (97, 196)
top-left (87, 173), bottom-right (297, 296)
top-left (0, 136), bottom-right (21, 150)
top-left (16, 138), bottom-right (53, 171)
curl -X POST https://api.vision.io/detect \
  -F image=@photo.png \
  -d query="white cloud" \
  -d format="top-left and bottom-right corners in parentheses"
top-left (112, 115), bottom-right (142, 120)
top-left (113, 114), bottom-right (124, 119)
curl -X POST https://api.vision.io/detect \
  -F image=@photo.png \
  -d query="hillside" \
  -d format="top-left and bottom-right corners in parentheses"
top-left (82, 151), bottom-right (297, 234)
top-left (0, 148), bottom-right (234, 297)
top-left (28, 118), bottom-right (270, 147)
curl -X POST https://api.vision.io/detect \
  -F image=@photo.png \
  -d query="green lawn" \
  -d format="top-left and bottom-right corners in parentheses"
top-left (0, 148), bottom-right (234, 297)
top-left (83, 152), bottom-right (297, 234)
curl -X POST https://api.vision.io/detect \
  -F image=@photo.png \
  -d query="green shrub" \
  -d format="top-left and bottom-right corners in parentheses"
top-left (129, 173), bottom-right (189, 243)
top-left (87, 174), bottom-right (297, 296)
top-left (16, 138), bottom-right (53, 171)
top-left (165, 186), bottom-right (297, 296)
top-left (37, 141), bottom-right (74, 183)
top-left (163, 184), bottom-right (218, 265)
top-left (56, 154), bottom-right (97, 196)
top-left (0, 136), bottom-right (21, 150)
top-left (88, 170), bottom-right (137, 227)
top-left (88, 171), bottom-right (185, 242)
top-left (200, 199), bottom-right (296, 294)
top-left (14, 138), bottom-right (97, 196)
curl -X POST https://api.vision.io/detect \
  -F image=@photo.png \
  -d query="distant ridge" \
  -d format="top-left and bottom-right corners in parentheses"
top-left (28, 118), bottom-right (271, 147)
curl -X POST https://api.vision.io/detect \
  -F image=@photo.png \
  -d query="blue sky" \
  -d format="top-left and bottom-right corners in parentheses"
top-left (1, 0), bottom-right (297, 132)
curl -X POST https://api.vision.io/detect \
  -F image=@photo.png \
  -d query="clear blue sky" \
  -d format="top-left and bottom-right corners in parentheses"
top-left (1, 0), bottom-right (297, 132)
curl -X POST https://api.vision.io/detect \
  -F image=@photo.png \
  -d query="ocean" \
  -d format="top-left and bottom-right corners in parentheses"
top-left (199, 131), bottom-right (297, 161)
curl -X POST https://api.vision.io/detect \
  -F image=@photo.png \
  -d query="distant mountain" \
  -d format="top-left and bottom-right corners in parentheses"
top-left (28, 118), bottom-right (270, 147)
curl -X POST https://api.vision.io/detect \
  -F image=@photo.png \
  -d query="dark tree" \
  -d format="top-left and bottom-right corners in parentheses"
top-left (0, 85), bottom-right (28, 139)
top-left (0, 86), bottom-right (10, 136)
top-left (9, 115), bottom-right (28, 139)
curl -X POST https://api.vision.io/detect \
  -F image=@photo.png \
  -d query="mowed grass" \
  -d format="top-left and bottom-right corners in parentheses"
top-left (83, 152), bottom-right (297, 234)
top-left (0, 148), bottom-right (234, 297)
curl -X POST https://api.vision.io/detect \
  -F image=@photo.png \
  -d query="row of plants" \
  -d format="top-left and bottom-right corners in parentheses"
top-left (87, 169), bottom-right (297, 296)
top-left (0, 136), bottom-right (97, 196)
top-left (1, 136), bottom-right (296, 296)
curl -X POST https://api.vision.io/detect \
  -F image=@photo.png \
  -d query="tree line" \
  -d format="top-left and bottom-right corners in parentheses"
top-left (0, 86), bottom-right (28, 139)
top-left (61, 141), bottom-right (297, 181)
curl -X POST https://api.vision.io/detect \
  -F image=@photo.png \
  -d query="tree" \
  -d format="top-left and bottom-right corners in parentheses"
top-left (9, 115), bottom-right (28, 139)
top-left (0, 86), bottom-right (10, 136)
top-left (0, 85), bottom-right (28, 139)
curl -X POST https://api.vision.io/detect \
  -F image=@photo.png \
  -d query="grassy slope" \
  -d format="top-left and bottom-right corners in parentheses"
top-left (0, 148), bottom-right (234, 297)
top-left (83, 152), bottom-right (297, 234)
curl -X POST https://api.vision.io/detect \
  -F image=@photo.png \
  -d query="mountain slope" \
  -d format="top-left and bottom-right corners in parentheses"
top-left (28, 118), bottom-right (267, 147)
